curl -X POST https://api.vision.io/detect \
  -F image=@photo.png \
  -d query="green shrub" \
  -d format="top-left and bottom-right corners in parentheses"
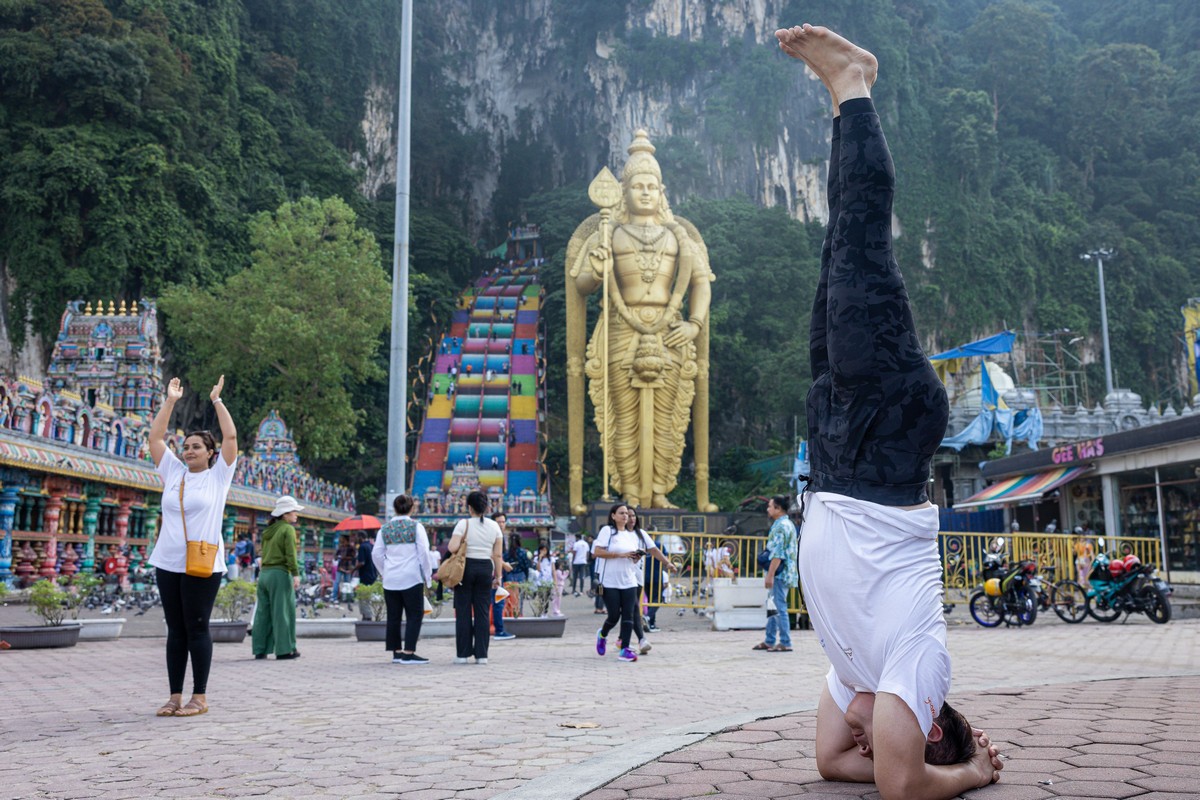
top-left (215, 579), bottom-right (257, 621)
top-left (354, 582), bottom-right (386, 621)
top-left (28, 579), bottom-right (70, 627)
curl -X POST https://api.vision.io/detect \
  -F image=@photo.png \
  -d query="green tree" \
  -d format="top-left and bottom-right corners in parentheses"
top-left (160, 196), bottom-right (389, 460)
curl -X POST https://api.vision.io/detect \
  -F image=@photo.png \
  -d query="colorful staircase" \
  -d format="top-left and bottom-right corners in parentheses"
top-left (410, 228), bottom-right (550, 521)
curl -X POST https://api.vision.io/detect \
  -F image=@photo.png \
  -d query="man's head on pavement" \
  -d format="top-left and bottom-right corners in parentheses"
top-left (844, 693), bottom-right (976, 765)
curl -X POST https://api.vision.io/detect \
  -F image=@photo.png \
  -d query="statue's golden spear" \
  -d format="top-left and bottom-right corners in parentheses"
top-left (588, 167), bottom-right (621, 502)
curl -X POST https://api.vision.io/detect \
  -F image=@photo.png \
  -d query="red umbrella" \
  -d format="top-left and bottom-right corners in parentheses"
top-left (332, 515), bottom-right (383, 532)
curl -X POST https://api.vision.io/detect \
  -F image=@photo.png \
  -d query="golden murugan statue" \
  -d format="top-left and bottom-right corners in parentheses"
top-left (565, 130), bottom-right (716, 513)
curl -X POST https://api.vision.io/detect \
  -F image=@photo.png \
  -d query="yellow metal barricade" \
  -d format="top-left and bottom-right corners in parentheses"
top-left (642, 529), bottom-right (1162, 619)
top-left (645, 530), bottom-right (808, 617)
top-left (938, 531), bottom-right (1162, 606)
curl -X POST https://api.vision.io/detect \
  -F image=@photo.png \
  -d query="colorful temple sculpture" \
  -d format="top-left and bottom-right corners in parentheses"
top-left (0, 299), bottom-right (354, 587)
top-left (409, 227), bottom-right (554, 536)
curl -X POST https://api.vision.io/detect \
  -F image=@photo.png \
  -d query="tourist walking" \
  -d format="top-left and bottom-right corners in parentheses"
top-left (491, 514), bottom-right (517, 640)
top-left (593, 504), bottom-right (644, 662)
top-left (570, 535), bottom-right (590, 596)
top-left (449, 491), bottom-right (504, 664)
top-left (372, 494), bottom-right (433, 665)
top-left (356, 532), bottom-right (378, 620)
top-left (252, 495), bottom-right (303, 661)
top-left (626, 508), bottom-right (675, 654)
top-left (551, 558), bottom-right (569, 617)
top-left (753, 494), bottom-right (797, 653)
top-left (147, 375), bottom-right (238, 717)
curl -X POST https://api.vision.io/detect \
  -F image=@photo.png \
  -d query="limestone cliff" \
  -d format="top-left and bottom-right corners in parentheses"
top-left (355, 0), bottom-right (833, 233)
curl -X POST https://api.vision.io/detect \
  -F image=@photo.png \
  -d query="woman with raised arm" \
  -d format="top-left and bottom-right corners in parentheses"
top-left (147, 375), bottom-right (238, 717)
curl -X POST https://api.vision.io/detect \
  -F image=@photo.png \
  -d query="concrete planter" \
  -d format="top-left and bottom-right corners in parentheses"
top-left (712, 582), bottom-right (767, 631)
top-left (0, 624), bottom-right (82, 649)
top-left (75, 618), bottom-right (126, 641)
top-left (296, 618), bottom-right (356, 638)
top-left (354, 620), bottom-right (387, 642)
top-left (210, 620), bottom-right (249, 643)
top-left (503, 617), bottom-right (567, 638)
top-left (421, 617), bottom-right (455, 638)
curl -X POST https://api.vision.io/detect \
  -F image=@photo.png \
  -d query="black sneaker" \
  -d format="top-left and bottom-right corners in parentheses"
top-left (392, 652), bottom-right (407, 663)
top-left (276, 651), bottom-right (301, 660)
top-left (403, 653), bottom-right (429, 665)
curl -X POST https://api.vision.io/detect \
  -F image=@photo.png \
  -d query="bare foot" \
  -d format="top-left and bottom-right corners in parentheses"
top-left (774, 24), bottom-right (877, 103)
top-left (775, 26), bottom-right (839, 111)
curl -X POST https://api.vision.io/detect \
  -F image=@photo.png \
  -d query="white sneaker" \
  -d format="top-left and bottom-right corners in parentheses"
top-left (639, 640), bottom-right (652, 655)
top-left (475, 657), bottom-right (488, 665)
top-left (454, 657), bottom-right (470, 665)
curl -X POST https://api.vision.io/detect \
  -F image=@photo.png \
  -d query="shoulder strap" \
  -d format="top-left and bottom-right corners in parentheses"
top-left (179, 475), bottom-right (189, 542)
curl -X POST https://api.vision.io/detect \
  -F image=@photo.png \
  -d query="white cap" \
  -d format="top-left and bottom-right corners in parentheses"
top-left (272, 495), bottom-right (305, 516)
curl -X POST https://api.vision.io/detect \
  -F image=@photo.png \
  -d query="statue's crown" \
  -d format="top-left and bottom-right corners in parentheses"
top-left (622, 129), bottom-right (661, 183)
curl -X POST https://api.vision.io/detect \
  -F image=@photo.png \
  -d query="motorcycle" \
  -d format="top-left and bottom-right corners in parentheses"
top-left (969, 548), bottom-right (1039, 628)
top-left (1084, 553), bottom-right (1172, 624)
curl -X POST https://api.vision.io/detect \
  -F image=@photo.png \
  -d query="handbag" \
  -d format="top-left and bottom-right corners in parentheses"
top-left (757, 547), bottom-right (773, 572)
top-left (438, 518), bottom-right (472, 588)
top-left (180, 475), bottom-right (217, 578)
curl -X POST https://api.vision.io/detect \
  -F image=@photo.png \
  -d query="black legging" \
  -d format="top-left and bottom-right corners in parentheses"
top-left (807, 97), bottom-right (948, 505)
top-left (455, 558), bottom-right (494, 659)
top-left (157, 568), bottom-right (222, 695)
top-left (600, 586), bottom-right (638, 650)
top-left (385, 584), bottom-right (426, 652)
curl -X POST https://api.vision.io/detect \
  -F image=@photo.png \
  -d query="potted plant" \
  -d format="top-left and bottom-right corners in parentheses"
top-left (66, 573), bottom-right (126, 641)
top-left (353, 582), bottom-right (387, 641)
top-left (211, 579), bottom-right (255, 643)
top-left (503, 580), bottom-right (567, 638)
top-left (0, 578), bottom-right (82, 649)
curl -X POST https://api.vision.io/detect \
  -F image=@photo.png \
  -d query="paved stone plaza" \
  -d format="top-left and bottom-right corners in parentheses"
top-left (1, 594), bottom-right (1198, 799)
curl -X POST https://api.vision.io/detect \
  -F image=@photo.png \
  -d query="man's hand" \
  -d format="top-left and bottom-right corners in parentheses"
top-left (664, 319), bottom-right (700, 348)
top-left (587, 244), bottom-right (612, 279)
top-left (764, 573), bottom-right (775, 589)
top-left (970, 728), bottom-right (1003, 787)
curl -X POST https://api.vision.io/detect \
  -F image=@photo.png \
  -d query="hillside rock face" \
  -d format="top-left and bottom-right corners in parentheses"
top-left (358, 0), bottom-right (833, 232)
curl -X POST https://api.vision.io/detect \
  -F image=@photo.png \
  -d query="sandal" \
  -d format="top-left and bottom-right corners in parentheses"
top-left (156, 699), bottom-right (181, 717)
top-left (752, 642), bottom-right (772, 651)
top-left (769, 645), bottom-right (793, 652)
top-left (174, 698), bottom-right (208, 717)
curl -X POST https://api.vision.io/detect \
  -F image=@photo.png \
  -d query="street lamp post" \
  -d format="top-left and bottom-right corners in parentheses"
top-left (1081, 248), bottom-right (1116, 398)
top-left (385, 0), bottom-right (414, 516)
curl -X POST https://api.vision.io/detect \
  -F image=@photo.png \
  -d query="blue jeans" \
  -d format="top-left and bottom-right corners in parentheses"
top-left (764, 581), bottom-right (793, 648)
top-left (492, 597), bottom-right (506, 635)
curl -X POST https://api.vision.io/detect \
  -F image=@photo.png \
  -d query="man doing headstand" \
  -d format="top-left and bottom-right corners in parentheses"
top-left (775, 24), bottom-right (1004, 800)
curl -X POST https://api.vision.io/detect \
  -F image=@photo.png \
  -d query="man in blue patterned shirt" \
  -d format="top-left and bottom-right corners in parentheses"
top-left (759, 494), bottom-right (798, 652)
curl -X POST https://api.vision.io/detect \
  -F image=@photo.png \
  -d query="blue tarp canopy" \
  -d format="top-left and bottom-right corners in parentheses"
top-left (929, 331), bottom-right (1015, 362)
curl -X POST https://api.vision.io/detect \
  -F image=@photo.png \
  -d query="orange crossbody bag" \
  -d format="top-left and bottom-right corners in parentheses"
top-left (181, 475), bottom-right (217, 578)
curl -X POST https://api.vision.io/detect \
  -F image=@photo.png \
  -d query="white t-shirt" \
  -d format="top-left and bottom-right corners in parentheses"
top-left (798, 492), bottom-right (950, 738)
top-left (371, 516), bottom-right (432, 591)
top-left (594, 525), bottom-right (645, 589)
top-left (452, 516), bottom-right (502, 561)
top-left (148, 450), bottom-right (236, 575)
top-left (571, 539), bottom-right (590, 565)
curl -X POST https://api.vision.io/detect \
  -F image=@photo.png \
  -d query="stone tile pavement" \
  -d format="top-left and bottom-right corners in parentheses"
top-left (1, 594), bottom-right (1198, 799)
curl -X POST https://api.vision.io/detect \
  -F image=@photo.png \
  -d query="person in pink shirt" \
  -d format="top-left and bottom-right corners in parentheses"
top-left (551, 558), bottom-right (569, 617)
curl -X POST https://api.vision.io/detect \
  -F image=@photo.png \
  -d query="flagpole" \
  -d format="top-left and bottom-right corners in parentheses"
top-left (385, 0), bottom-right (413, 515)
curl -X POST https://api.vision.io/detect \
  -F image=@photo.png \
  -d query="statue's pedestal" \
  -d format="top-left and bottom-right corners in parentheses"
top-left (580, 503), bottom-right (730, 538)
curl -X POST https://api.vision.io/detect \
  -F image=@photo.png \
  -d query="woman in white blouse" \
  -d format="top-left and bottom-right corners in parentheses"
top-left (372, 494), bottom-right (432, 664)
top-left (147, 376), bottom-right (239, 718)
top-left (446, 490), bottom-right (504, 664)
